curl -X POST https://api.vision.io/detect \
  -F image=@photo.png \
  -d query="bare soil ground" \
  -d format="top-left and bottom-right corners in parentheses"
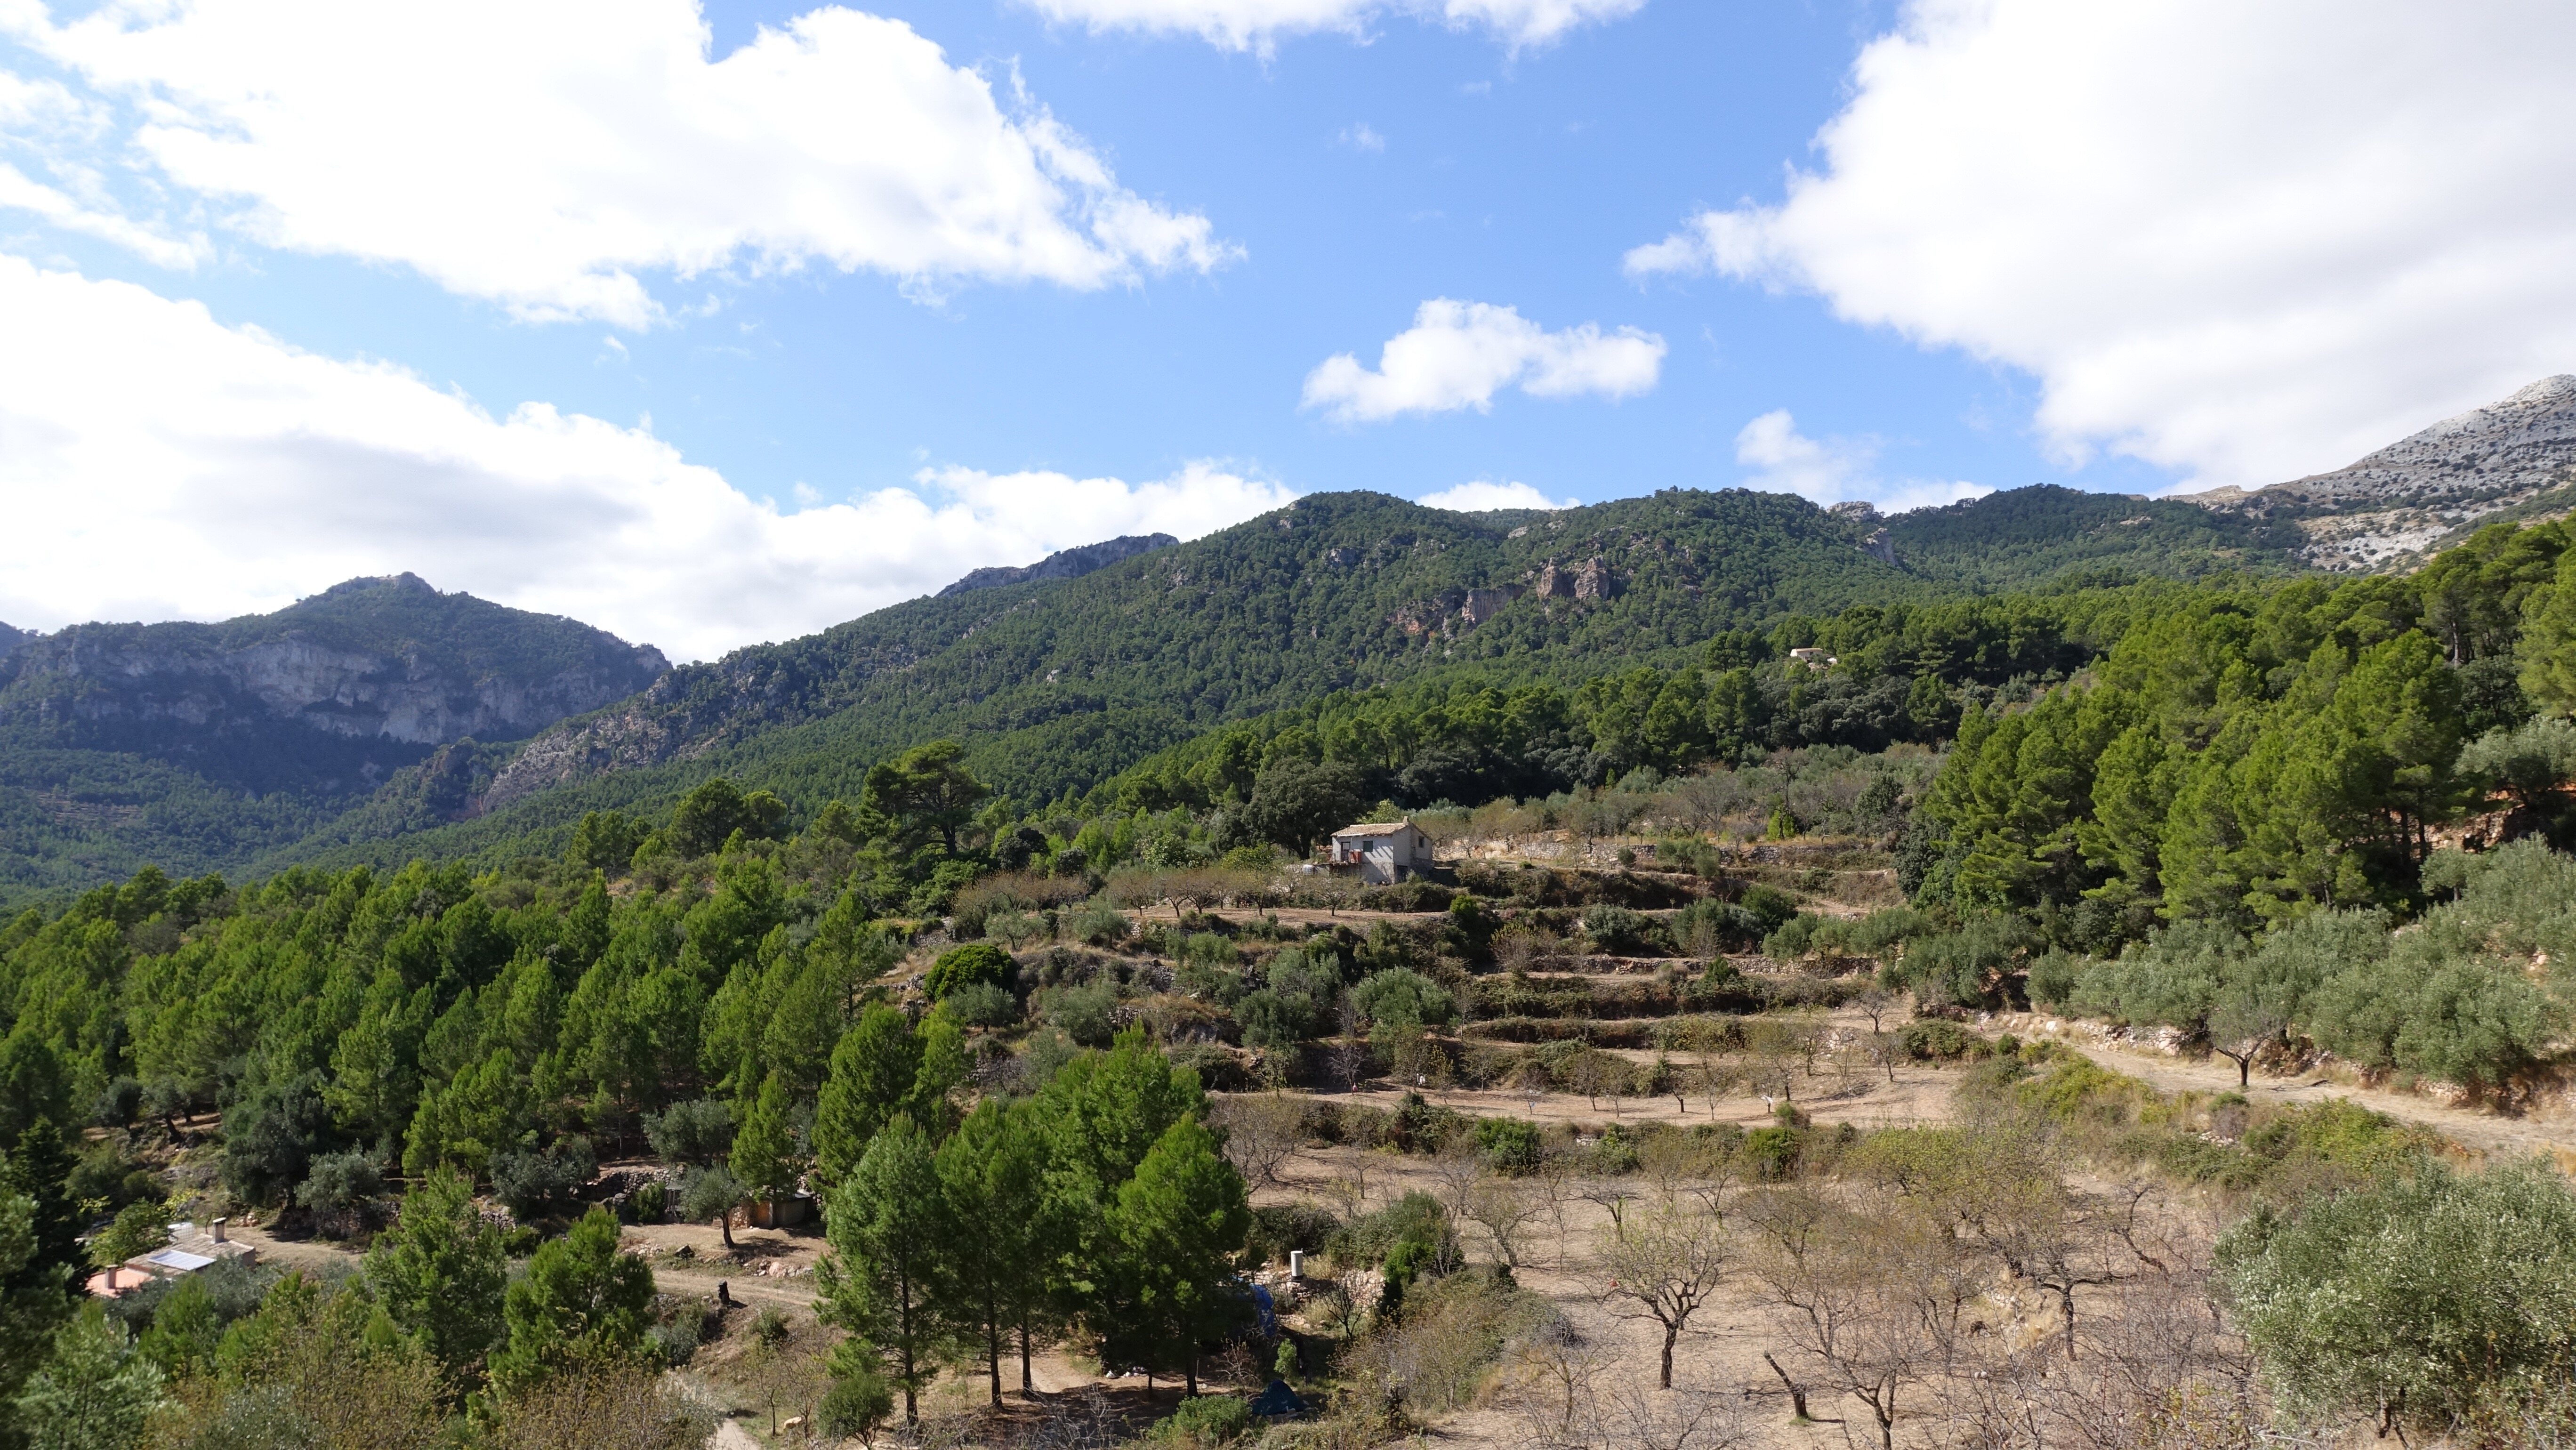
top-left (2007, 1013), bottom-right (2576, 1167)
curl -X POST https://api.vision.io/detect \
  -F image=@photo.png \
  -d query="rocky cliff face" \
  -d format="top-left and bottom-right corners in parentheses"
top-left (0, 574), bottom-right (668, 795)
top-left (2185, 375), bottom-right (2576, 569)
top-left (2, 626), bottom-right (663, 746)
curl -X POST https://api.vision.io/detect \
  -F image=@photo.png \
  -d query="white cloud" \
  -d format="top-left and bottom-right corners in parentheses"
top-left (1628, 0), bottom-right (2576, 492)
top-left (0, 255), bottom-right (1296, 661)
top-left (1339, 123), bottom-right (1386, 153)
top-left (1302, 298), bottom-right (1665, 423)
top-left (1734, 410), bottom-right (1985, 514)
top-left (1017, 0), bottom-right (1643, 53)
top-left (0, 0), bottom-right (1234, 325)
top-left (1416, 479), bottom-right (1574, 511)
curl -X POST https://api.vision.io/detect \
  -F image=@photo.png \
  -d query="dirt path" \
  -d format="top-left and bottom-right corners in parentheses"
top-left (2016, 1016), bottom-right (2576, 1164)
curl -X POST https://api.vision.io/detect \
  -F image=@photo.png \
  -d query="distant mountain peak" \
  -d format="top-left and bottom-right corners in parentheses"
top-left (315, 572), bottom-right (440, 600)
top-left (936, 533), bottom-right (1179, 597)
top-left (2182, 375), bottom-right (2576, 571)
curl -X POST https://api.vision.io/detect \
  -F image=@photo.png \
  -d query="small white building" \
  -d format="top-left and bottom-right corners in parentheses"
top-left (1326, 821), bottom-right (1433, 885)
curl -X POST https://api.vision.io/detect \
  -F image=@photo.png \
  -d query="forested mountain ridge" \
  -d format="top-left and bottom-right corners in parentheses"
top-left (261, 484), bottom-right (2296, 878)
top-left (935, 532), bottom-right (1178, 596)
top-left (0, 575), bottom-right (667, 900)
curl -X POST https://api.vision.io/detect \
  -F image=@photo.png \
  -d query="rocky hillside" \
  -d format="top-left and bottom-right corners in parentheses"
top-left (2184, 375), bottom-right (2576, 570)
top-left (937, 532), bottom-right (1177, 596)
top-left (271, 483), bottom-right (2299, 877)
top-left (0, 575), bottom-right (666, 899)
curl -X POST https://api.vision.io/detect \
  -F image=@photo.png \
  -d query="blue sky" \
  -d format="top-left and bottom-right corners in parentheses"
top-left (3, 0), bottom-right (2572, 658)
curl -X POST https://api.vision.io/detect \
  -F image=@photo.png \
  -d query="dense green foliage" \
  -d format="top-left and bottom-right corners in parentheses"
top-left (2221, 1161), bottom-right (2576, 1435)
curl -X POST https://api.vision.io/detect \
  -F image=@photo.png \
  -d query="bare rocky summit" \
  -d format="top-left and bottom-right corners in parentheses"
top-left (2184, 375), bottom-right (2576, 570)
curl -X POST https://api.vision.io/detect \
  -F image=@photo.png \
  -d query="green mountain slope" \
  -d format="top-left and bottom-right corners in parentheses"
top-left (0, 575), bottom-right (666, 902)
top-left (267, 484), bottom-right (2309, 876)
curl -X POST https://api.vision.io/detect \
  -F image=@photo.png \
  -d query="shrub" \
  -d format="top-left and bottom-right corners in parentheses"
top-left (1176, 962), bottom-right (1246, 1007)
top-left (2218, 1161), bottom-right (2576, 1435)
top-left (925, 942), bottom-right (1015, 1000)
top-left (1230, 989), bottom-right (1302, 1048)
top-left (1180, 932), bottom-right (1241, 967)
top-left (1069, 901), bottom-right (1132, 948)
top-left (630, 1178), bottom-right (668, 1223)
top-left (68, 1139), bottom-right (158, 1210)
top-left (295, 1150), bottom-right (385, 1235)
top-left (939, 980), bottom-right (1021, 1029)
top-left (492, 1138), bottom-right (597, 1222)
top-left (1896, 916), bottom-right (2038, 1009)
top-left (1736, 884), bottom-right (1799, 935)
top-left (1472, 1117), bottom-right (1543, 1175)
top-left (1672, 899), bottom-right (1764, 954)
top-left (817, 1371), bottom-right (894, 1443)
top-left (646, 1297), bottom-right (712, 1365)
top-left (2025, 948), bottom-right (2083, 1010)
top-left (1743, 1126), bottom-right (1801, 1181)
top-left (1152, 1394), bottom-right (1252, 1445)
top-left (1038, 982), bottom-right (1120, 1047)
top-left (1349, 969), bottom-right (1457, 1031)
top-left (1585, 1125), bottom-right (1641, 1175)
top-left (643, 1098), bottom-right (734, 1167)
top-left (1329, 1191), bottom-right (1456, 1270)
top-left (90, 1200), bottom-right (171, 1267)
top-left (1895, 1019), bottom-right (1988, 1062)
top-left (1580, 904), bottom-right (1666, 955)
top-left (1245, 1201), bottom-right (1341, 1266)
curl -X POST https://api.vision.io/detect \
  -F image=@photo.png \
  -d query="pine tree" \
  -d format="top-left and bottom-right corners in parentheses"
top-left (1103, 1120), bottom-right (1250, 1395)
top-left (935, 1100), bottom-right (1058, 1403)
top-left (487, 1208), bottom-right (655, 1395)
top-left (729, 1071), bottom-right (800, 1211)
top-left (0, 1183), bottom-right (76, 1446)
top-left (813, 1007), bottom-right (923, 1185)
top-left (363, 1169), bottom-right (507, 1386)
top-left (14, 1304), bottom-right (165, 1450)
top-left (817, 1115), bottom-right (952, 1425)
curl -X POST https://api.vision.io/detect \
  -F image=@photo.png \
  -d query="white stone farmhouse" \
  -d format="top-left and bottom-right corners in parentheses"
top-left (1325, 820), bottom-right (1433, 885)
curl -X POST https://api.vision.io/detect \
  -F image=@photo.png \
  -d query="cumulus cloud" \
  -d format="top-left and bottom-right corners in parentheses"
top-left (1339, 123), bottom-right (1386, 153)
top-left (1020, 0), bottom-right (1642, 52)
top-left (1628, 0), bottom-right (2576, 491)
top-left (1734, 410), bottom-right (1985, 514)
top-left (1303, 299), bottom-right (1665, 423)
top-left (0, 0), bottom-right (1234, 325)
top-left (0, 256), bottom-right (1296, 661)
top-left (1415, 479), bottom-right (1574, 511)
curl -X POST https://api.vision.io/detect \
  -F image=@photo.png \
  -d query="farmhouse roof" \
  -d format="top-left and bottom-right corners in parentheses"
top-left (1332, 821), bottom-right (1414, 837)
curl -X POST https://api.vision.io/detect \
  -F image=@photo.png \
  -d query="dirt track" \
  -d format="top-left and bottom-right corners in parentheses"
top-left (2010, 1015), bottom-right (2576, 1166)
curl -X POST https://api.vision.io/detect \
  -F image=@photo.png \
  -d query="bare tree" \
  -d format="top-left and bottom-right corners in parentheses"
top-left (1578, 1179), bottom-right (1640, 1234)
top-left (1955, 1130), bottom-right (2139, 1363)
top-left (1320, 1151), bottom-right (1375, 1223)
top-left (1508, 1316), bottom-right (1606, 1450)
top-left (2206, 987), bottom-right (2290, 1090)
top-left (1211, 1092), bottom-right (1306, 1189)
top-left (1850, 986), bottom-right (1904, 1084)
top-left (1568, 1047), bottom-right (1625, 1112)
top-left (1591, 1199), bottom-right (1731, 1390)
top-left (1456, 1172), bottom-right (1548, 1270)
top-left (1600, 1376), bottom-right (1753, 1450)
top-left (1743, 1185), bottom-right (1977, 1450)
